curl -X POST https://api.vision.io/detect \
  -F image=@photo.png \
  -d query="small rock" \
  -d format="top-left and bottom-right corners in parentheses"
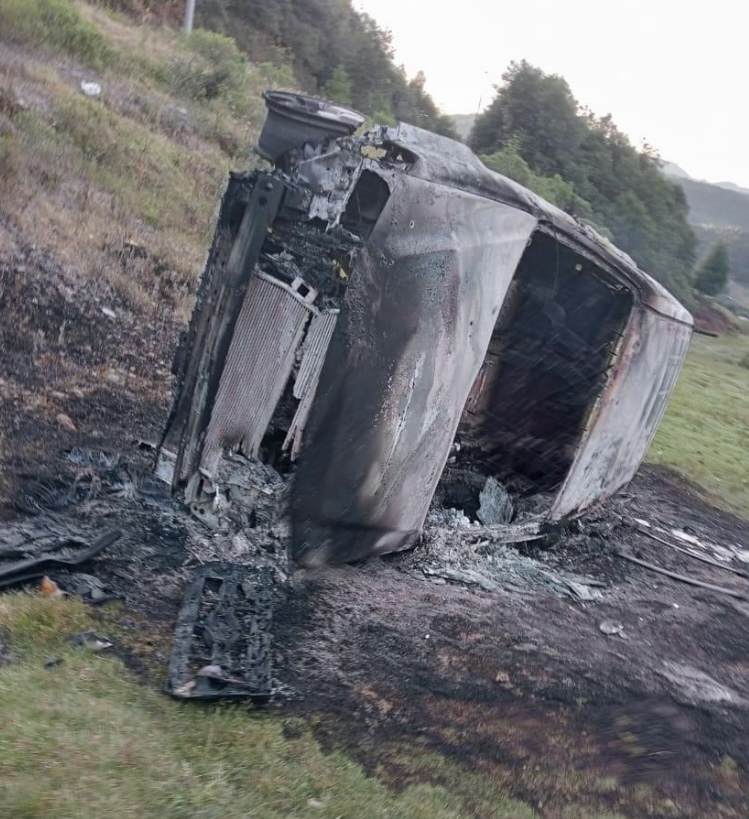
top-left (56, 412), bottom-right (76, 432)
top-left (307, 799), bottom-right (324, 809)
top-left (101, 306), bottom-right (117, 319)
top-left (105, 370), bottom-right (122, 385)
top-left (43, 657), bottom-right (64, 669)
top-left (71, 388), bottom-right (85, 399)
top-left (495, 671), bottom-right (510, 684)
top-left (599, 620), bottom-right (625, 636)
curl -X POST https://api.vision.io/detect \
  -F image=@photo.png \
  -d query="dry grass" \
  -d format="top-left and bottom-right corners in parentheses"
top-left (0, 0), bottom-right (291, 316)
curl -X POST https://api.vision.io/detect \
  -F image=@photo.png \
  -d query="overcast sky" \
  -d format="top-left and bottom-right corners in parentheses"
top-left (355, 0), bottom-right (748, 187)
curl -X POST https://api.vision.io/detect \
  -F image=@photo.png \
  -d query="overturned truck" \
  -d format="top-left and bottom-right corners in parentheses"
top-left (159, 91), bottom-right (693, 567)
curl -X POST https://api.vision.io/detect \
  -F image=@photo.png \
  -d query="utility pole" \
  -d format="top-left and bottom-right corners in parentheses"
top-left (184, 0), bottom-right (195, 33)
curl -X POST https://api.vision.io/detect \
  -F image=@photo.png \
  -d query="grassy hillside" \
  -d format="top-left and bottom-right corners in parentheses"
top-left (667, 176), bottom-right (749, 291)
top-left (649, 331), bottom-right (749, 516)
top-left (0, 0), bottom-right (295, 317)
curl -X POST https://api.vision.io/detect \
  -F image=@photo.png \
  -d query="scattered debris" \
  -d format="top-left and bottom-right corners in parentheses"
top-left (659, 661), bottom-right (745, 706)
top-left (614, 550), bottom-right (747, 600)
top-left (0, 530), bottom-right (122, 591)
top-left (477, 477), bottom-right (514, 526)
top-left (166, 563), bottom-right (274, 702)
top-left (634, 525), bottom-right (749, 579)
top-left (67, 630), bottom-right (113, 652)
top-left (59, 572), bottom-right (117, 603)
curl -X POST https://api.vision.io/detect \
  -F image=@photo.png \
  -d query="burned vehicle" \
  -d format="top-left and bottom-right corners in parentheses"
top-left (158, 91), bottom-right (693, 567)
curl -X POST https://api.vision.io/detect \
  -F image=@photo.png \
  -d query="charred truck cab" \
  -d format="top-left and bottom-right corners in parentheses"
top-left (159, 91), bottom-right (693, 567)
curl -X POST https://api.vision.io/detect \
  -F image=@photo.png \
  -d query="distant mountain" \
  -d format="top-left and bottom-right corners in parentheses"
top-left (661, 161), bottom-right (692, 179)
top-left (669, 176), bottom-right (749, 290)
top-left (716, 181), bottom-right (749, 197)
top-left (451, 113), bottom-right (476, 141)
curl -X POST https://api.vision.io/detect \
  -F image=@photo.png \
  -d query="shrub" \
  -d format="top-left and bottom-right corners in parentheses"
top-left (0, 0), bottom-right (114, 68)
top-left (166, 29), bottom-right (246, 103)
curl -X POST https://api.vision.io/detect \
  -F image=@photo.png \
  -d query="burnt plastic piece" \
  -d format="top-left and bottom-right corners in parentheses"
top-left (166, 563), bottom-right (274, 702)
top-left (0, 529), bottom-right (122, 590)
top-left (256, 90), bottom-right (364, 162)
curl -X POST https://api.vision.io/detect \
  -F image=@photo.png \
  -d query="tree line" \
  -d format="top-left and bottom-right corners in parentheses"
top-left (193, 0), bottom-right (457, 137)
top-left (470, 61), bottom-right (729, 302)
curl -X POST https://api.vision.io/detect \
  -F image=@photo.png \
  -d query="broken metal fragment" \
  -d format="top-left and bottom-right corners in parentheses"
top-left (633, 525), bottom-right (749, 579)
top-left (0, 530), bottom-right (122, 591)
top-left (166, 563), bottom-right (274, 702)
top-left (614, 550), bottom-right (747, 600)
top-left (477, 478), bottom-right (514, 526)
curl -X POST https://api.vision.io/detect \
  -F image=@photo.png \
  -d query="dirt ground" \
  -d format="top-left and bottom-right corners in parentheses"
top-left (1, 212), bottom-right (748, 818)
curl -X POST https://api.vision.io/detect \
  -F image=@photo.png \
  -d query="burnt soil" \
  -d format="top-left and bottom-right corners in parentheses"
top-left (1, 213), bottom-right (748, 818)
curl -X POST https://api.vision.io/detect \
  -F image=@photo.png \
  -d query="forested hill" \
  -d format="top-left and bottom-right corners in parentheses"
top-left (671, 177), bottom-right (749, 289)
top-left (468, 61), bottom-right (697, 304)
top-left (120, 0), bottom-right (456, 138)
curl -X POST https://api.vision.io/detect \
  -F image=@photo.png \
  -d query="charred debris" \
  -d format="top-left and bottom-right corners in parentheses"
top-left (158, 90), bottom-right (693, 569)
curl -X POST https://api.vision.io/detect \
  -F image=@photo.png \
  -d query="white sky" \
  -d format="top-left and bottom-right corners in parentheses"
top-left (355, 0), bottom-right (748, 186)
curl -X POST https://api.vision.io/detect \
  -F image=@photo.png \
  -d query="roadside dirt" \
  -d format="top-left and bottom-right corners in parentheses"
top-left (1, 211), bottom-right (748, 818)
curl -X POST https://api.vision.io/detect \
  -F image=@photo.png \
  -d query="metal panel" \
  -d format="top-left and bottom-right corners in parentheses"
top-left (166, 173), bottom-right (286, 485)
top-left (293, 311), bottom-right (339, 399)
top-left (291, 175), bottom-right (538, 565)
top-left (200, 275), bottom-right (310, 477)
top-left (284, 311), bottom-right (339, 459)
top-left (550, 309), bottom-right (692, 519)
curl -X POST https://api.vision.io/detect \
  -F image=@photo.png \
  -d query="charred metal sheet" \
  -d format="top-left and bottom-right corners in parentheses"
top-left (199, 274), bottom-right (312, 477)
top-left (0, 529), bottom-right (122, 590)
top-left (551, 309), bottom-right (692, 519)
top-left (284, 310), bottom-right (339, 459)
top-left (290, 177), bottom-right (538, 566)
top-left (161, 94), bottom-right (693, 568)
top-left (166, 563), bottom-right (274, 702)
top-left (167, 173), bottom-right (286, 486)
top-left (293, 310), bottom-right (339, 400)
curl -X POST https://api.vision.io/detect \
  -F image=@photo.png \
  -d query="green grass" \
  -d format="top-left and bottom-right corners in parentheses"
top-left (648, 331), bottom-right (749, 516)
top-left (0, 595), bottom-right (537, 819)
top-left (0, 0), bottom-right (114, 68)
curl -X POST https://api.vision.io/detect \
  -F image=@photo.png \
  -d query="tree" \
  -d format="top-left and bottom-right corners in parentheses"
top-left (468, 61), bottom-right (698, 302)
top-left (469, 61), bottom-right (583, 177)
top-left (694, 242), bottom-right (730, 295)
top-left (321, 65), bottom-right (353, 106)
